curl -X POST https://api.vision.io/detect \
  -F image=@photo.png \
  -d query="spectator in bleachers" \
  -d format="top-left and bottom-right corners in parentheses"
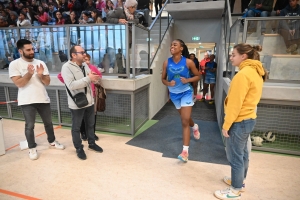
top-left (65, 10), bottom-right (79, 24)
top-left (41, 1), bottom-right (49, 12)
top-left (49, 0), bottom-right (59, 9)
top-left (244, 0), bottom-right (274, 34)
top-left (22, 6), bottom-right (35, 24)
top-left (3, 6), bottom-right (12, 14)
top-left (9, 11), bottom-right (18, 26)
top-left (48, 3), bottom-right (58, 25)
top-left (55, 11), bottom-right (65, 24)
top-left (96, 0), bottom-right (106, 12)
top-left (84, 0), bottom-right (96, 11)
top-left (34, 6), bottom-right (49, 26)
top-left (279, 0), bottom-right (300, 54)
top-left (106, 0), bottom-right (139, 24)
top-left (17, 11), bottom-right (32, 27)
top-left (25, 1), bottom-right (31, 7)
top-left (57, 0), bottom-right (69, 14)
top-left (31, 0), bottom-right (39, 13)
top-left (7, 2), bottom-right (17, 12)
top-left (117, 0), bottom-right (124, 8)
top-left (91, 9), bottom-right (103, 23)
top-left (0, 15), bottom-right (8, 27)
top-left (79, 11), bottom-right (94, 23)
top-left (16, 2), bottom-right (24, 15)
top-left (69, 0), bottom-right (82, 18)
top-left (106, 0), bottom-right (115, 12)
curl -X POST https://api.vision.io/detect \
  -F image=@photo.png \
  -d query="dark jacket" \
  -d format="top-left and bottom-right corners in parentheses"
top-left (248, 0), bottom-right (274, 12)
top-left (280, 4), bottom-right (300, 17)
top-left (137, 0), bottom-right (150, 10)
top-left (65, 18), bottom-right (79, 24)
top-left (274, 0), bottom-right (289, 11)
top-left (106, 7), bottom-right (139, 24)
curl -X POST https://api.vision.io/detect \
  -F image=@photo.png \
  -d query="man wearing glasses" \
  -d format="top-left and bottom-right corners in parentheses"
top-left (61, 45), bottom-right (103, 160)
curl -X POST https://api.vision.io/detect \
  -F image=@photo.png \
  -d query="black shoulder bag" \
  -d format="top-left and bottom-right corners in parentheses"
top-left (65, 66), bottom-right (89, 108)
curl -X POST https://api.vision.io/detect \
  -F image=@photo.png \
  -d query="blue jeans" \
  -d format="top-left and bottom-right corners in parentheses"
top-left (225, 119), bottom-right (256, 190)
top-left (21, 103), bottom-right (55, 149)
top-left (70, 105), bottom-right (96, 149)
top-left (247, 10), bottom-right (270, 32)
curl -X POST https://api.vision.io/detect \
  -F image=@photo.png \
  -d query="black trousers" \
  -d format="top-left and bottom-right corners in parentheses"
top-left (155, 0), bottom-right (162, 16)
top-left (80, 114), bottom-right (97, 136)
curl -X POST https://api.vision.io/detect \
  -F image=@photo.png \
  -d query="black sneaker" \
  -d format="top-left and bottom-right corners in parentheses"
top-left (94, 134), bottom-right (99, 141)
top-left (81, 133), bottom-right (87, 141)
top-left (88, 144), bottom-right (103, 153)
top-left (76, 148), bottom-right (87, 160)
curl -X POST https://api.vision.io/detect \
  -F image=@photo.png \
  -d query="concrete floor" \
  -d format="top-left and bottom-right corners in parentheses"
top-left (0, 119), bottom-right (300, 200)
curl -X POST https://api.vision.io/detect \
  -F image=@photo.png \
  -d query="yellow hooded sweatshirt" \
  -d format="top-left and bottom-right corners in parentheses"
top-left (223, 59), bottom-right (265, 131)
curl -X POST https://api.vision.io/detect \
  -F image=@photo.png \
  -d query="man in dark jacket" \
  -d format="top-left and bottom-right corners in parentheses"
top-left (279, 0), bottom-right (300, 54)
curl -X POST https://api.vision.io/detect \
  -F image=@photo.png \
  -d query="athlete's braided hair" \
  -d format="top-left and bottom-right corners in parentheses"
top-left (175, 39), bottom-right (189, 58)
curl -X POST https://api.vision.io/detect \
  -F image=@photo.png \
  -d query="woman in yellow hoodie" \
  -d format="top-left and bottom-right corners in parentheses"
top-left (214, 43), bottom-right (266, 200)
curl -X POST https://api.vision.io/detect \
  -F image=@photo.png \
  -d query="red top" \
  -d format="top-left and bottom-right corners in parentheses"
top-left (199, 58), bottom-right (210, 75)
top-left (38, 12), bottom-right (49, 24)
top-left (56, 19), bottom-right (65, 25)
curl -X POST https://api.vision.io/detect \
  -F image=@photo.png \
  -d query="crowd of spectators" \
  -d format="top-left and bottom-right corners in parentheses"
top-left (0, 0), bottom-right (146, 27)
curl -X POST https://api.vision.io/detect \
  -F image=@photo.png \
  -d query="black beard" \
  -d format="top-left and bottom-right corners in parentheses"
top-left (23, 53), bottom-right (34, 60)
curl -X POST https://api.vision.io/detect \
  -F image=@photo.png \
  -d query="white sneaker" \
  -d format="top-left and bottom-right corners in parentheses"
top-left (49, 141), bottom-right (65, 150)
top-left (223, 176), bottom-right (245, 192)
top-left (29, 148), bottom-right (38, 160)
top-left (214, 187), bottom-right (241, 200)
top-left (192, 124), bottom-right (200, 140)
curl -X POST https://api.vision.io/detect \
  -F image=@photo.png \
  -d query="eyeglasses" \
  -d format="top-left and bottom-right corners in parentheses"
top-left (74, 51), bottom-right (86, 55)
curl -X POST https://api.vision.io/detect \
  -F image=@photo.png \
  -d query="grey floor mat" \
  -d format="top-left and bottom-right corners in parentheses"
top-left (127, 116), bottom-right (229, 165)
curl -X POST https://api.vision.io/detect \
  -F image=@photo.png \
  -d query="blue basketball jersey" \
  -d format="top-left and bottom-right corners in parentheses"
top-left (167, 56), bottom-right (192, 94)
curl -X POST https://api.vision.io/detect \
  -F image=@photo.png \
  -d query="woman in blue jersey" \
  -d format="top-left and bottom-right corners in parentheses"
top-left (161, 39), bottom-right (201, 162)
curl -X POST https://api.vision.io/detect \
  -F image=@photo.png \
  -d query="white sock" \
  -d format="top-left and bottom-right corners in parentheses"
top-left (192, 124), bottom-right (198, 130)
top-left (183, 145), bottom-right (189, 153)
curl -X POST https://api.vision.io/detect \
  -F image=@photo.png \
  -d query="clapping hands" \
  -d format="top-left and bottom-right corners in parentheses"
top-left (36, 63), bottom-right (44, 75)
top-left (88, 72), bottom-right (100, 82)
top-left (27, 64), bottom-right (35, 74)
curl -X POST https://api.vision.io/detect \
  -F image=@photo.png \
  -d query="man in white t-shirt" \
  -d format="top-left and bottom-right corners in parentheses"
top-left (9, 39), bottom-right (65, 160)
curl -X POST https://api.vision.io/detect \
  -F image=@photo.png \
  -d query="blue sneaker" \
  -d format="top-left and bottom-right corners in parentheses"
top-left (178, 150), bottom-right (188, 162)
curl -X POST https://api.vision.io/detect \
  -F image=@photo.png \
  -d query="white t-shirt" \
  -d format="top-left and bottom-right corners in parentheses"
top-left (9, 58), bottom-right (50, 106)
